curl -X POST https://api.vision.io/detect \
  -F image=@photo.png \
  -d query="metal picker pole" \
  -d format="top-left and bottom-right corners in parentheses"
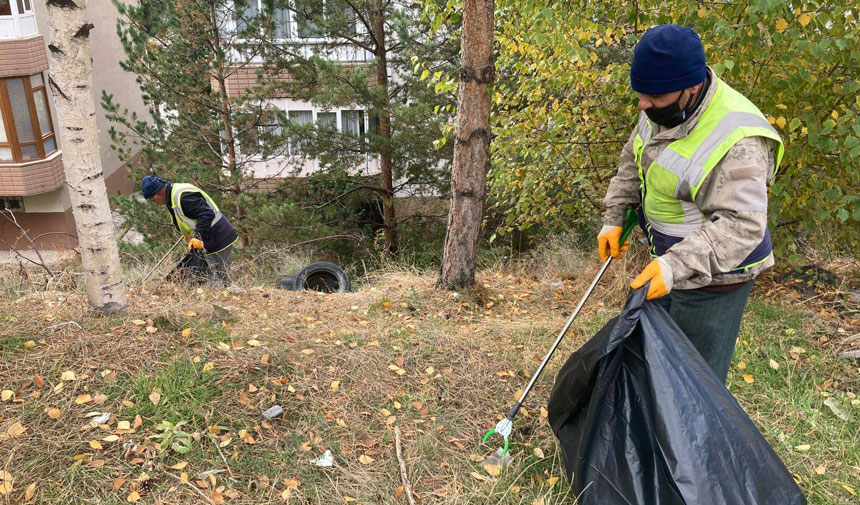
top-left (482, 208), bottom-right (638, 458)
top-left (138, 236), bottom-right (184, 286)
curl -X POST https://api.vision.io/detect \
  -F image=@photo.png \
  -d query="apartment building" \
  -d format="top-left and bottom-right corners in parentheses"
top-left (226, 0), bottom-right (381, 189)
top-left (0, 0), bottom-right (145, 249)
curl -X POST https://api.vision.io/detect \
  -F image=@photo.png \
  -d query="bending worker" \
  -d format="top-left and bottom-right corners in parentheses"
top-left (598, 24), bottom-right (783, 383)
top-left (141, 176), bottom-right (238, 284)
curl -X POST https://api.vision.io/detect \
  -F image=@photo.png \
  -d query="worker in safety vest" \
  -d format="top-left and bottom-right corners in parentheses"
top-left (599, 25), bottom-right (783, 383)
top-left (141, 176), bottom-right (239, 284)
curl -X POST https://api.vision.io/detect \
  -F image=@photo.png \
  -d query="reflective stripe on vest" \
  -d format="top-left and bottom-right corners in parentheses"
top-left (634, 78), bottom-right (785, 269)
top-left (170, 183), bottom-right (224, 237)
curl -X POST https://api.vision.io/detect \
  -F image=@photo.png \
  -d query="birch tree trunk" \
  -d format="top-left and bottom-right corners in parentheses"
top-left (439, 0), bottom-right (494, 289)
top-left (47, 0), bottom-right (127, 313)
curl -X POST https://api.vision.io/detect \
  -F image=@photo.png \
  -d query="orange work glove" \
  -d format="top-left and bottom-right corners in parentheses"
top-left (187, 238), bottom-right (205, 250)
top-left (597, 225), bottom-right (630, 262)
top-left (630, 258), bottom-right (674, 300)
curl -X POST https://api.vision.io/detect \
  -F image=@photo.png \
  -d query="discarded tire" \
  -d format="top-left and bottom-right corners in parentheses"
top-left (292, 262), bottom-right (351, 293)
top-left (279, 276), bottom-right (296, 290)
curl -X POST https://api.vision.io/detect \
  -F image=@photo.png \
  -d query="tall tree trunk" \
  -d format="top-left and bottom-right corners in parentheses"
top-left (439, 0), bottom-right (494, 289)
top-left (372, 0), bottom-right (396, 253)
top-left (208, 0), bottom-right (247, 244)
top-left (47, 0), bottom-right (127, 313)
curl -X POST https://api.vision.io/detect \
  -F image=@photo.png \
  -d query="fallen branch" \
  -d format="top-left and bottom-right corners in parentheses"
top-left (45, 321), bottom-right (83, 332)
top-left (394, 426), bottom-right (416, 505)
top-left (165, 471), bottom-right (217, 505)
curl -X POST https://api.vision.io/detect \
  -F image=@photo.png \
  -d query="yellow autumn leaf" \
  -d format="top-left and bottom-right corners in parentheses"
top-left (171, 461), bottom-right (189, 470)
top-left (775, 18), bottom-right (789, 32)
top-left (25, 482), bottom-right (36, 500)
top-left (301, 349), bottom-right (315, 355)
top-left (697, 7), bottom-right (706, 18)
top-left (842, 484), bottom-right (857, 496)
top-left (814, 465), bottom-right (826, 475)
top-left (330, 381), bottom-right (340, 391)
top-left (127, 491), bottom-right (141, 502)
top-left (47, 408), bottom-right (61, 419)
top-left (116, 420), bottom-right (131, 430)
top-left (148, 391), bottom-right (161, 405)
top-left (343, 497), bottom-right (356, 503)
top-left (484, 464), bottom-right (500, 476)
top-left (217, 342), bottom-right (230, 351)
top-left (831, 110), bottom-right (839, 120)
top-left (769, 359), bottom-right (780, 370)
top-left (102, 435), bottom-right (120, 442)
top-left (181, 328), bottom-right (192, 338)
top-left (202, 362), bottom-right (214, 372)
top-left (60, 371), bottom-right (77, 381)
top-left (283, 478), bottom-right (301, 489)
top-left (89, 440), bottom-right (103, 450)
top-left (0, 390), bottom-right (13, 402)
top-left (737, 361), bottom-right (747, 370)
top-left (794, 444), bottom-right (811, 452)
top-left (6, 422), bottom-right (27, 438)
top-left (75, 394), bottom-right (93, 405)
top-left (742, 374), bottom-right (755, 384)
top-left (358, 455), bottom-right (374, 464)
top-left (798, 13), bottom-right (811, 27)
top-left (533, 447), bottom-right (545, 459)
top-left (24, 340), bottom-right (36, 349)
top-left (247, 339), bottom-right (262, 347)
top-left (0, 470), bottom-right (12, 495)
top-left (546, 476), bottom-right (560, 486)
top-left (775, 117), bottom-right (786, 129)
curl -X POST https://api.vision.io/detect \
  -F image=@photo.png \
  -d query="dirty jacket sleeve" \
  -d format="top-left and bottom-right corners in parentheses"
top-left (657, 136), bottom-right (777, 289)
top-left (603, 129), bottom-right (642, 226)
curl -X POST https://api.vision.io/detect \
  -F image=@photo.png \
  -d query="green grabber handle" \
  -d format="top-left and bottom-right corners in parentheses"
top-left (481, 208), bottom-right (638, 461)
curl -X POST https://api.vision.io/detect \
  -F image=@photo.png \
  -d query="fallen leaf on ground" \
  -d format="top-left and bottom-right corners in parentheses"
top-left (60, 371), bottom-right (77, 381)
top-left (149, 392), bottom-right (161, 405)
top-left (330, 381), bottom-right (340, 391)
top-left (794, 444), bottom-right (811, 452)
top-left (181, 328), bottom-right (192, 338)
top-left (1, 390), bottom-right (13, 402)
top-left (126, 491), bottom-right (140, 502)
top-left (113, 477), bottom-right (126, 490)
top-left (742, 374), bottom-right (755, 384)
top-left (0, 470), bottom-right (12, 495)
top-left (533, 448), bottom-right (545, 459)
top-left (769, 359), bottom-right (780, 370)
top-left (814, 465), bottom-right (826, 475)
top-left (358, 455), bottom-right (374, 464)
top-left (6, 422), bottom-right (27, 438)
top-left (75, 394), bottom-right (93, 405)
top-left (25, 482), bottom-right (36, 500)
top-left (484, 464), bottom-right (500, 476)
top-left (89, 440), bottom-right (103, 450)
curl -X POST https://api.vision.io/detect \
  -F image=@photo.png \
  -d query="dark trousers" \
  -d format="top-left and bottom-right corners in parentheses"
top-left (654, 280), bottom-right (754, 383)
top-left (206, 245), bottom-right (232, 285)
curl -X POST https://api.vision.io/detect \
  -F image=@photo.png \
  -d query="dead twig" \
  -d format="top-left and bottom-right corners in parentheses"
top-left (1, 210), bottom-right (55, 277)
top-left (165, 471), bottom-right (217, 505)
top-left (45, 321), bottom-right (83, 332)
top-left (394, 426), bottom-right (417, 505)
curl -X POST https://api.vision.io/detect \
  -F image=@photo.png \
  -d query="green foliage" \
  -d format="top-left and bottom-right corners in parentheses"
top-left (484, 0), bottom-right (860, 253)
top-left (149, 420), bottom-right (195, 454)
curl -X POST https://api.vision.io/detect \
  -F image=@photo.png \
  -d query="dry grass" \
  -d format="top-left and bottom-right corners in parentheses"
top-left (0, 246), bottom-right (858, 504)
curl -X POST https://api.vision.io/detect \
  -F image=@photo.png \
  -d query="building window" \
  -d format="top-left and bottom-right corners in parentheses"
top-left (1, 0), bottom-right (12, 16)
top-left (0, 73), bottom-right (58, 164)
top-left (0, 196), bottom-right (24, 211)
top-left (341, 110), bottom-right (364, 136)
top-left (234, 0), bottom-right (291, 39)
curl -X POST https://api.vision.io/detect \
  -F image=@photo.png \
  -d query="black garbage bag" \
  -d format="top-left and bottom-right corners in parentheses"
top-left (165, 249), bottom-right (209, 285)
top-left (547, 287), bottom-right (805, 505)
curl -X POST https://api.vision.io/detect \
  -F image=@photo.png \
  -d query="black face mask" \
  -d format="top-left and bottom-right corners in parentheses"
top-left (644, 91), bottom-right (689, 128)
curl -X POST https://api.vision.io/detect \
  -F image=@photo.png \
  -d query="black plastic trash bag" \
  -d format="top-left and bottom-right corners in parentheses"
top-left (165, 249), bottom-right (209, 285)
top-left (547, 287), bottom-right (805, 505)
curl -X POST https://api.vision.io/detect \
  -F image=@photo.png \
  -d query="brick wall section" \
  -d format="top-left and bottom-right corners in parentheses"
top-left (0, 35), bottom-right (49, 78)
top-left (221, 63), bottom-right (377, 98)
top-left (0, 154), bottom-right (65, 196)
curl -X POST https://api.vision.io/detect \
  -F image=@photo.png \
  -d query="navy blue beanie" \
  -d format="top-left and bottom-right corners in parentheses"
top-left (630, 25), bottom-right (706, 94)
top-left (141, 176), bottom-right (168, 200)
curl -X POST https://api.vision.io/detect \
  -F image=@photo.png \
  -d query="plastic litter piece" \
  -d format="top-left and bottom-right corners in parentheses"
top-left (91, 412), bottom-right (111, 424)
top-left (261, 405), bottom-right (284, 421)
top-left (482, 447), bottom-right (513, 469)
top-left (310, 449), bottom-right (333, 467)
top-left (547, 287), bottom-right (807, 505)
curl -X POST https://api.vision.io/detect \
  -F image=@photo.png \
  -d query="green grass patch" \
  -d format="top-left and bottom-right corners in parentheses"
top-left (105, 359), bottom-right (225, 427)
top-left (730, 297), bottom-right (860, 505)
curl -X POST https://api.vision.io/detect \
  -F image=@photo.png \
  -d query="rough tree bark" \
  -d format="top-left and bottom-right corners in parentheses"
top-left (439, 0), bottom-right (494, 289)
top-left (46, 0), bottom-right (127, 313)
top-left (372, 0), bottom-right (397, 253)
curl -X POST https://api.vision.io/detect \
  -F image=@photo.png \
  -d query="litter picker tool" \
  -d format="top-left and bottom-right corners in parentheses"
top-left (482, 208), bottom-right (638, 459)
top-left (138, 236), bottom-right (185, 286)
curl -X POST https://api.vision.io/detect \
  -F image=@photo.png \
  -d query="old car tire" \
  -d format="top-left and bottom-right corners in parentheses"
top-left (292, 262), bottom-right (351, 293)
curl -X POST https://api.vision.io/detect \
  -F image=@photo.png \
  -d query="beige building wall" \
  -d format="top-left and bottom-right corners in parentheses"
top-left (32, 0), bottom-right (148, 207)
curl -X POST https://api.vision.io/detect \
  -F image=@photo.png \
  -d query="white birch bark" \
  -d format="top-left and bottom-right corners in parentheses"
top-left (46, 0), bottom-right (127, 313)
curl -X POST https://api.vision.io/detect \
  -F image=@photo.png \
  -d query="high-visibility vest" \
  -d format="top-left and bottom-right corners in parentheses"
top-left (633, 78), bottom-right (785, 273)
top-left (170, 183), bottom-right (224, 238)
